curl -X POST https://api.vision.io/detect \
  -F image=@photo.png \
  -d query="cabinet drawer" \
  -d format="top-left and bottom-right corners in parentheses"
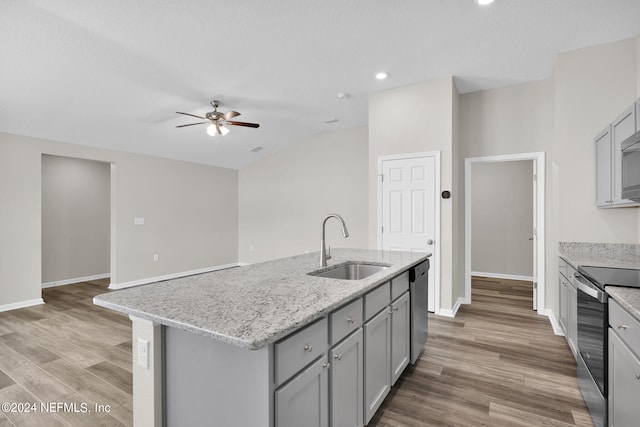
top-left (275, 317), bottom-right (328, 386)
top-left (364, 282), bottom-right (391, 320)
top-left (610, 298), bottom-right (640, 358)
top-left (391, 271), bottom-right (409, 302)
top-left (330, 298), bottom-right (363, 345)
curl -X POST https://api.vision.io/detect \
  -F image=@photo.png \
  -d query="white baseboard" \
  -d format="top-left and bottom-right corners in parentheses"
top-left (42, 273), bottom-right (111, 289)
top-left (471, 271), bottom-right (534, 282)
top-left (0, 298), bottom-right (44, 313)
top-left (108, 262), bottom-right (243, 290)
top-left (437, 297), bottom-right (465, 318)
top-left (544, 308), bottom-right (564, 336)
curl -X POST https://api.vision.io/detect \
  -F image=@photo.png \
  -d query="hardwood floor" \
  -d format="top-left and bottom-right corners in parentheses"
top-left (0, 276), bottom-right (592, 426)
top-left (370, 276), bottom-right (594, 427)
top-left (0, 279), bottom-right (132, 426)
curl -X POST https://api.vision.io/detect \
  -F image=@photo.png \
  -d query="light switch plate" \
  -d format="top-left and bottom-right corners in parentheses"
top-left (134, 217), bottom-right (145, 225)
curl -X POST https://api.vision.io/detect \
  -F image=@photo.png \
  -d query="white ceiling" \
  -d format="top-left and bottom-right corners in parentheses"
top-left (2, 1), bottom-right (640, 169)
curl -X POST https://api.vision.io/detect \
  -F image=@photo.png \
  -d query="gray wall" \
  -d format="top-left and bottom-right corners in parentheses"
top-left (471, 161), bottom-right (533, 278)
top-left (238, 127), bottom-right (369, 263)
top-left (42, 155), bottom-right (110, 284)
top-left (0, 132), bottom-right (238, 309)
top-left (460, 36), bottom-right (640, 319)
top-left (368, 77), bottom-right (461, 313)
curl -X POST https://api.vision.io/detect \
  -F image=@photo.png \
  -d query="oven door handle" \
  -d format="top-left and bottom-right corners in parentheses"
top-left (573, 273), bottom-right (607, 303)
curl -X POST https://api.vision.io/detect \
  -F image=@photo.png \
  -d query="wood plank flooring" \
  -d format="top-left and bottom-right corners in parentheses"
top-left (370, 276), bottom-right (594, 427)
top-left (0, 279), bottom-right (132, 426)
top-left (0, 276), bottom-right (592, 426)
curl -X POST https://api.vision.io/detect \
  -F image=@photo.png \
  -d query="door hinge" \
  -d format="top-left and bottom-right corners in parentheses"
top-left (533, 173), bottom-right (537, 181)
top-left (379, 173), bottom-right (384, 182)
top-left (381, 226), bottom-right (384, 234)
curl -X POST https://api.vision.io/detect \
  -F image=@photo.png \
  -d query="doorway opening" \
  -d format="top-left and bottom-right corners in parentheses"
top-left (41, 155), bottom-right (114, 289)
top-left (377, 151), bottom-right (441, 313)
top-left (464, 152), bottom-right (545, 313)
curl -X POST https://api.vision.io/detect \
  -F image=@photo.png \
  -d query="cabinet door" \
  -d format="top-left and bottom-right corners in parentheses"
top-left (275, 356), bottom-right (329, 427)
top-left (330, 329), bottom-right (364, 427)
top-left (363, 309), bottom-right (391, 424)
top-left (611, 104), bottom-right (637, 204)
top-left (567, 282), bottom-right (578, 358)
top-left (558, 276), bottom-right (569, 335)
top-left (608, 330), bottom-right (640, 427)
top-left (390, 292), bottom-right (410, 385)
top-left (595, 125), bottom-right (612, 206)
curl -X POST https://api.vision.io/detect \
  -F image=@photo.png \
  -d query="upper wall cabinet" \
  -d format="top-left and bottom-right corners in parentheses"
top-left (595, 100), bottom-right (640, 208)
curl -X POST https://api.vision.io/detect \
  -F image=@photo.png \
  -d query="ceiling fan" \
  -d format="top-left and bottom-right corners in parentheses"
top-left (176, 100), bottom-right (260, 137)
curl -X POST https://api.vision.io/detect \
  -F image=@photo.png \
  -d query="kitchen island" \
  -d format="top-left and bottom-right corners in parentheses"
top-left (94, 248), bottom-right (430, 427)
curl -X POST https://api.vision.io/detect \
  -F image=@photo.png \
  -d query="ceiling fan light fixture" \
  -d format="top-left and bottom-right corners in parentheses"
top-left (206, 124), bottom-right (218, 137)
top-left (475, 0), bottom-right (495, 5)
top-left (219, 123), bottom-right (230, 136)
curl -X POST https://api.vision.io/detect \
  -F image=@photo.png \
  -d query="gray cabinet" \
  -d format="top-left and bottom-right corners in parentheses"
top-left (390, 292), bottom-right (410, 385)
top-left (364, 307), bottom-right (391, 424)
top-left (558, 257), bottom-right (577, 358)
top-left (330, 329), bottom-right (364, 427)
top-left (276, 272), bottom-right (416, 427)
top-left (275, 355), bottom-right (330, 427)
top-left (608, 299), bottom-right (640, 427)
top-left (596, 102), bottom-right (639, 208)
top-left (595, 126), bottom-right (613, 207)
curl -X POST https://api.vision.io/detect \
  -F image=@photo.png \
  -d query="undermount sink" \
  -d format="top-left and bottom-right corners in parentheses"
top-left (308, 262), bottom-right (391, 280)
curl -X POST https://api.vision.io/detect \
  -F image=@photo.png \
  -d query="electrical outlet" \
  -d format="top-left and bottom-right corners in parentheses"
top-left (137, 339), bottom-right (149, 368)
top-left (153, 254), bottom-right (159, 262)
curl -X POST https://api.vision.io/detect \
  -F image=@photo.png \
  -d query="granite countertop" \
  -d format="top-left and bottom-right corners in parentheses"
top-left (558, 242), bottom-right (640, 270)
top-left (606, 286), bottom-right (640, 321)
top-left (93, 248), bottom-right (430, 350)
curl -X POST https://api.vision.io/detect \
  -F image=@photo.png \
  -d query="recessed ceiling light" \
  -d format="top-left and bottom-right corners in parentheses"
top-left (475, 0), bottom-right (494, 5)
top-left (375, 72), bottom-right (388, 80)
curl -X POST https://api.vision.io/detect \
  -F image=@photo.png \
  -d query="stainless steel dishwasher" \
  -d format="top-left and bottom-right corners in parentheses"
top-left (409, 259), bottom-right (429, 364)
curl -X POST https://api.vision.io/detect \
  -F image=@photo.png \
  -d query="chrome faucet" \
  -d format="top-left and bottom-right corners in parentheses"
top-left (320, 214), bottom-right (349, 267)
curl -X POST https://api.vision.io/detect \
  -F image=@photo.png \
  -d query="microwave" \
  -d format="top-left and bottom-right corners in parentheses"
top-left (621, 130), bottom-right (640, 202)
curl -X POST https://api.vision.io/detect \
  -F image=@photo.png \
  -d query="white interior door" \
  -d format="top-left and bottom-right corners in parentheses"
top-left (379, 154), bottom-right (437, 312)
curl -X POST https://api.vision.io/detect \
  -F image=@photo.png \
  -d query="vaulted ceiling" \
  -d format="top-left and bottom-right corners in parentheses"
top-left (2, 1), bottom-right (640, 168)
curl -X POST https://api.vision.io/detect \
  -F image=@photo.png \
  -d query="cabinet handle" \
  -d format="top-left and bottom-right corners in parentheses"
top-left (323, 362), bottom-right (330, 369)
top-left (334, 354), bottom-right (342, 361)
top-left (304, 344), bottom-right (313, 352)
top-left (618, 324), bottom-right (628, 330)
top-left (388, 309), bottom-right (394, 315)
top-left (347, 317), bottom-right (354, 324)
top-left (393, 307), bottom-right (399, 312)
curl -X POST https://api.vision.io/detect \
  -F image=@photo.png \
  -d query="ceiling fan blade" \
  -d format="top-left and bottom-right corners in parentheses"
top-left (176, 122), bottom-right (208, 128)
top-left (222, 111), bottom-right (240, 120)
top-left (226, 120), bottom-right (260, 128)
top-left (176, 112), bottom-right (206, 120)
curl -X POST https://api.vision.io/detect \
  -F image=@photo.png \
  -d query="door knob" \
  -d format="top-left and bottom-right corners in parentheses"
top-left (427, 239), bottom-right (434, 245)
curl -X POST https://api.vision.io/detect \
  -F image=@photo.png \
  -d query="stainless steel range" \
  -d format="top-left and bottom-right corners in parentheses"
top-left (573, 266), bottom-right (640, 427)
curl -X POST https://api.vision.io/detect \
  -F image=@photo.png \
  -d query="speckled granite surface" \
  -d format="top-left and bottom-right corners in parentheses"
top-left (558, 242), bottom-right (640, 270)
top-left (606, 286), bottom-right (640, 321)
top-left (93, 249), bottom-right (430, 350)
